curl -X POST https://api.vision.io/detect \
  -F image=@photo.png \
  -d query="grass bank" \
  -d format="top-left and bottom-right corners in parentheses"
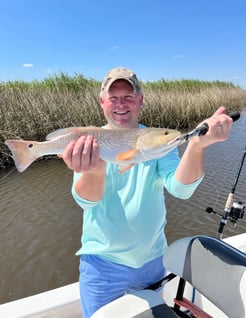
top-left (1, 73), bottom-right (246, 170)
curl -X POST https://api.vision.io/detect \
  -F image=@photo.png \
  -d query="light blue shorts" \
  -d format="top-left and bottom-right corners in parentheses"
top-left (79, 254), bottom-right (165, 318)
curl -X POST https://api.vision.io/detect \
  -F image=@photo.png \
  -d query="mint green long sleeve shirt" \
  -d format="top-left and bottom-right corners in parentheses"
top-left (72, 147), bottom-right (203, 268)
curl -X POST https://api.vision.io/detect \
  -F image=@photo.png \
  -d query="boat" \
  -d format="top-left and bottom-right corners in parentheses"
top-left (92, 233), bottom-right (246, 318)
top-left (0, 232), bottom-right (245, 318)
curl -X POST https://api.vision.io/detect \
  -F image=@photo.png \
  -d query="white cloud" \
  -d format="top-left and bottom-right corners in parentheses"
top-left (173, 54), bottom-right (185, 59)
top-left (109, 45), bottom-right (120, 50)
top-left (45, 68), bottom-right (53, 74)
top-left (22, 63), bottom-right (34, 68)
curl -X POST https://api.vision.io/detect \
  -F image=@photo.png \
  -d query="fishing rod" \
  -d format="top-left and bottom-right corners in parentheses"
top-left (169, 111), bottom-right (242, 240)
top-left (168, 111), bottom-right (240, 146)
top-left (205, 113), bottom-right (245, 239)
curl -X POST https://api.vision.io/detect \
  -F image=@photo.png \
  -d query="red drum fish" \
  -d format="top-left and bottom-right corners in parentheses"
top-left (5, 126), bottom-right (180, 173)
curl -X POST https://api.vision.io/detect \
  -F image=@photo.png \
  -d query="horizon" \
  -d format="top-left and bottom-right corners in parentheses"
top-left (0, 71), bottom-right (241, 89)
top-left (1, 0), bottom-right (246, 89)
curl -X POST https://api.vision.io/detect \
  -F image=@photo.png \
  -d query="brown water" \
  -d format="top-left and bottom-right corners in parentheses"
top-left (1, 113), bottom-right (246, 304)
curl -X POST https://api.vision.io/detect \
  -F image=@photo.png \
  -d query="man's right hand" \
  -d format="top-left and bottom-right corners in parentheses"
top-left (62, 135), bottom-right (106, 174)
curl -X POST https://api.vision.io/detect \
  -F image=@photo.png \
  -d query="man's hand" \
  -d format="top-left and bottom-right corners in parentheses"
top-left (190, 106), bottom-right (233, 149)
top-left (62, 135), bottom-right (106, 174)
top-left (176, 106), bottom-right (233, 185)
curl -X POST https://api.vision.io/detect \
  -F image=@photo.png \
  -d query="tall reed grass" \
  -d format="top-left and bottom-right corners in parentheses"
top-left (1, 73), bottom-right (246, 170)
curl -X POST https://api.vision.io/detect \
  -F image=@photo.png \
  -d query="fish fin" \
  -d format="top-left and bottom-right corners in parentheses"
top-left (5, 139), bottom-right (40, 172)
top-left (118, 163), bottom-right (135, 174)
top-left (46, 126), bottom-right (100, 140)
top-left (46, 127), bottom-right (79, 140)
top-left (116, 149), bottom-right (138, 161)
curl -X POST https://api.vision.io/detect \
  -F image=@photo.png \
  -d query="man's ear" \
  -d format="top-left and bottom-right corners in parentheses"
top-left (99, 96), bottom-right (104, 109)
top-left (139, 94), bottom-right (144, 107)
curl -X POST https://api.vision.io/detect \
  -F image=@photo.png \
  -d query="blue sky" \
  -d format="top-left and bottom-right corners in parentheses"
top-left (1, 0), bottom-right (246, 88)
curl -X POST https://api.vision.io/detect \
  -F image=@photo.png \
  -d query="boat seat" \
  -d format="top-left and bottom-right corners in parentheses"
top-left (163, 235), bottom-right (246, 318)
top-left (91, 289), bottom-right (178, 318)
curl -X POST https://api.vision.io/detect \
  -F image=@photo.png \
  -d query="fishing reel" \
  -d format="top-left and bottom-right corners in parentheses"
top-left (205, 139), bottom-right (246, 238)
top-left (206, 200), bottom-right (245, 227)
top-left (229, 200), bottom-right (245, 224)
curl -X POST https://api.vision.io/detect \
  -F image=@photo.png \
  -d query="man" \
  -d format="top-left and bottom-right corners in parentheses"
top-left (62, 67), bottom-right (232, 318)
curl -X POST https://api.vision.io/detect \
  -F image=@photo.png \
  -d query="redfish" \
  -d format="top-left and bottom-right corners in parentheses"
top-left (5, 126), bottom-right (180, 173)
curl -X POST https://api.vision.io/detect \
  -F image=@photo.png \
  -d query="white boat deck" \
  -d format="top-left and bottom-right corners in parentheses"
top-left (0, 282), bottom-right (82, 318)
top-left (29, 300), bottom-right (82, 318)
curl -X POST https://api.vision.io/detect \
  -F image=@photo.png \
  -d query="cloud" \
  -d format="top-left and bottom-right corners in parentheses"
top-left (173, 54), bottom-right (185, 59)
top-left (22, 63), bottom-right (34, 68)
top-left (109, 45), bottom-right (120, 50)
top-left (45, 68), bottom-right (53, 74)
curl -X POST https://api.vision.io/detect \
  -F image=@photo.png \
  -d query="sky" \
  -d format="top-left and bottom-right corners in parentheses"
top-left (1, 0), bottom-right (246, 88)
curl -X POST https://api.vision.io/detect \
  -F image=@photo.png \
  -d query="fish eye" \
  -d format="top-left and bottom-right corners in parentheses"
top-left (28, 143), bottom-right (34, 148)
top-left (164, 131), bottom-right (169, 135)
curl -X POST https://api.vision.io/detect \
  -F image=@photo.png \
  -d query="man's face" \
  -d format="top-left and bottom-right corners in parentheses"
top-left (99, 80), bottom-right (143, 129)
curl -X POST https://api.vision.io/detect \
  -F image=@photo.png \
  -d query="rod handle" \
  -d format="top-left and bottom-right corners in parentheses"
top-left (198, 111), bottom-right (240, 136)
top-left (225, 192), bottom-right (234, 210)
top-left (229, 111), bottom-right (240, 122)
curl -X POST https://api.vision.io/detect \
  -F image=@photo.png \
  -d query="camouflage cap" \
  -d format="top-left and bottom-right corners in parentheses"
top-left (100, 67), bottom-right (142, 94)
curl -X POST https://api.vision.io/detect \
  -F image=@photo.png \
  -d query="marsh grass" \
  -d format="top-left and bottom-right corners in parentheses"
top-left (1, 73), bottom-right (246, 169)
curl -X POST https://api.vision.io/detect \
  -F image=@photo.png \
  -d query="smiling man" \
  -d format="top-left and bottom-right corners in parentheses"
top-left (62, 67), bottom-right (233, 318)
top-left (99, 67), bottom-right (143, 129)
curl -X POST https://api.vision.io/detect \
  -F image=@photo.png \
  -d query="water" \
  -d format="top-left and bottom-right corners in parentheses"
top-left (1, 113), bottom-right (246, 304)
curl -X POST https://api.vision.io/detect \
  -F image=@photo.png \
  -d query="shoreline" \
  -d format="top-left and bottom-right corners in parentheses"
top-left (1, 75), bottom-right (246, 170)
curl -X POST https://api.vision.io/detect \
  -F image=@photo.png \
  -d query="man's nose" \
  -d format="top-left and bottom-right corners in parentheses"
top-left (117, 97), bottom-right (126, 106)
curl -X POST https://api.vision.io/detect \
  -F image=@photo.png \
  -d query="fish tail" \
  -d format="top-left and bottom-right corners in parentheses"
top-left (5, 139), bottom-right (40, 172)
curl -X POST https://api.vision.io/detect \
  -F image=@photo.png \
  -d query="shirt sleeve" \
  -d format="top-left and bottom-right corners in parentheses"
top-left (158, 147), bottom-right (204, 199)
top-left (71, 172), bottom-right (100, 210)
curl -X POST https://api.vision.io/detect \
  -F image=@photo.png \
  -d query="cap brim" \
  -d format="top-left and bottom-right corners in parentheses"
top-left (103, 77), bottom-right (136, 92)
